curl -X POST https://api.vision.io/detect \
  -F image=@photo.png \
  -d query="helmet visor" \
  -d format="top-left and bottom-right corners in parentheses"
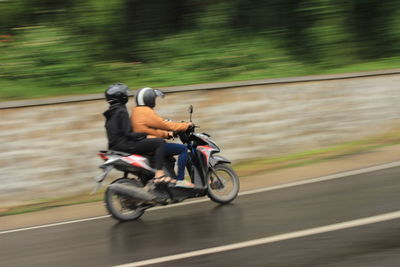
top-left (127, 89), bottom-right (134, 97)
top-left (154, 89), bottom-right (165, 99)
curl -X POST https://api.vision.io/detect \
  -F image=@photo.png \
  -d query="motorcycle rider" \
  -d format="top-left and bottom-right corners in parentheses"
top-left (103, 83), bottom-right (172, 183)
top-left (131, 87), bottom-right (195, 188)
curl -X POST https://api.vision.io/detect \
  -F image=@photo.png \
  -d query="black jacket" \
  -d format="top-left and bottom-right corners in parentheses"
top-left (103, 103), bottom-right (147, 151)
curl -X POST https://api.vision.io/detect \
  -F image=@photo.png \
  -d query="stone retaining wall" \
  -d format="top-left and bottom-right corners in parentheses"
top-left (1, 74), bottom-right (399, 207)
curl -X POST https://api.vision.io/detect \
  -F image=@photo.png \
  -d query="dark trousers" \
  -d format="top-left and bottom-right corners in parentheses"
top-left (125, 138), bottom-right (166, 170)
top-left (165, 143), bottom-right (188, 180)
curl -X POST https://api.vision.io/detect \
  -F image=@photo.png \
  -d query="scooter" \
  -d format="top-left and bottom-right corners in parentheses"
top-left (93, 105), bottom-right (240, 221)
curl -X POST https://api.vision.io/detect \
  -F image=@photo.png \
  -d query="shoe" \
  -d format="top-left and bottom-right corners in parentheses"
top-left (175, 180), bottom-right (195, 188)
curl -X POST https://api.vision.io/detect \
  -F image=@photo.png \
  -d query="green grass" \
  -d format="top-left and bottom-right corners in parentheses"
top-left (235, 129), bottom-right (400, 177)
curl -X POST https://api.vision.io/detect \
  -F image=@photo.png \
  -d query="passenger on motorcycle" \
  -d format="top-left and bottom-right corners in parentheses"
top-left (103, 83), bottom-right (173, 183)
top-left (131, 87), bottom-right (195, 188)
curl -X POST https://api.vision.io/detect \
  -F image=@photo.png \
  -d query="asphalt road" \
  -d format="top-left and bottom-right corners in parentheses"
top-left (1, 166), bottom-right (399, 267)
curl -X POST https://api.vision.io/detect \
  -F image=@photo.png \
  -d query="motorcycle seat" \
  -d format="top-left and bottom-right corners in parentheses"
top-left (99, 150), bottom-right (131, 156)
top-left (99, 150), bottom-right (155, 162)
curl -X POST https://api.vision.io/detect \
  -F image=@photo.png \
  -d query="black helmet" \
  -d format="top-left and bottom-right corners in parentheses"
top-left (135, 87), bottom-right (165, 108)
top-left (105, 83), bottom-right (130, 104)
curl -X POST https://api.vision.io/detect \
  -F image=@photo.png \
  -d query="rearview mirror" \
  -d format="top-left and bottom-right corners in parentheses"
top-left (189, 105), bottom-right (193, 122)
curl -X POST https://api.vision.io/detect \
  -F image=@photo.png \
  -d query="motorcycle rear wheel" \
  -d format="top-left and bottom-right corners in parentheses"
top-left (105, 178), bottom-right (146, 222)
top-left (207, 164), bottom-right (240, 204)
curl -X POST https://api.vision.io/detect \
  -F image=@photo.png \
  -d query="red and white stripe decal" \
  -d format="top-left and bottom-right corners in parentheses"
top-left (122, 155), bottom-right (153, 171)
top-left (98, 153), bottom-right (108, 160)
top-left (197, 145), bottom-right (215, 165)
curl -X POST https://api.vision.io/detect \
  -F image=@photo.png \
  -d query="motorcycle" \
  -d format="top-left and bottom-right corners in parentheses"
top-left (93, 105), bottom-right (240, 221)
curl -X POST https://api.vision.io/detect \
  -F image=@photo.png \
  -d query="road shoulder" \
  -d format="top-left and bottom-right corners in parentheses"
top-left (1, 144), bottom-right (400, 231)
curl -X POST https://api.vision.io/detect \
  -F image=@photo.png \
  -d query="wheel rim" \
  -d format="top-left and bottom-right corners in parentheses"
top-left (106, 179), bottom-right (145, 220)
top-left (110, 193), bottom-right (141, 216)
top-left (208, 167), bottom-right (238, 201)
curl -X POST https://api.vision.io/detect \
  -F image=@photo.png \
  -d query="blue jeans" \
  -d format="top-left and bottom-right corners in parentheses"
top-left (165, 143), bottom-right (188, 180)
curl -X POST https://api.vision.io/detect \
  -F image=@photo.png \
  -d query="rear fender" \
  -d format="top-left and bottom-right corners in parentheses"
top-left (102, 156), bottom-right (121, 166)
top-left (91, 165), bottom-right (113, 194)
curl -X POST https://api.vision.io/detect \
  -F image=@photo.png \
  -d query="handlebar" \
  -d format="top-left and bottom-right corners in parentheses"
top-left (186, 124), bottom-right (195, 133)
top-left (171, 124), bottom-right (198, 144)
top-left (170, 124), bottom-right (198, 137)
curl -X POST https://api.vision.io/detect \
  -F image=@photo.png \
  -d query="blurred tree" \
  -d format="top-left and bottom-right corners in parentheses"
top-left (0, 0), bottom-right (33, 32)
top-left (346, 0), bottom-right (399, 58)
top-left (303, 1), bottom-right (356, 66)
top-left (229, 0), bottom-right (400, 62)
top-left (0, 0), bottom-right (75, 30)
top-left (66, 0), bottom-right (203, 61)
top-left (230, 0), bottom-right (325, 62)
top-left (2, 0), bottom-right (399, 62)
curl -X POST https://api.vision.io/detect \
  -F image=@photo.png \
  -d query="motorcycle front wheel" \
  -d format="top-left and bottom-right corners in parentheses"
top-left (105, 178), bottom-right (146, 222)
top-left (207, 164), bottom-right (240, 204)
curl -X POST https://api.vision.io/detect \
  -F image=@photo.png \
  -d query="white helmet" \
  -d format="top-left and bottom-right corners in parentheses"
top-left (135, 87), bottom-right (165, 108)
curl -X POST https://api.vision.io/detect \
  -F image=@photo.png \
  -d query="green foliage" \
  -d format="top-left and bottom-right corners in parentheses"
top-left (0, 0), bottom-right (400, 101)
top-left (0, 26), bottom-right (113, 100)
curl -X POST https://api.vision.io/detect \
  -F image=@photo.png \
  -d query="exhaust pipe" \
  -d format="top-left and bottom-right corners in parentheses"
top-left (109, 183), bottom-right (155, 201)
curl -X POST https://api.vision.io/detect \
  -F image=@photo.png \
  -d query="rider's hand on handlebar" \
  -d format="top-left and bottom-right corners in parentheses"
top-left (167, 131), bottom-right (174, 139)
top-left (186, 123), bottom-right (196, 132)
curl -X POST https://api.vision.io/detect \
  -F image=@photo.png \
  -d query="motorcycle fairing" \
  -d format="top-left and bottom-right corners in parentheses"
top-left (193, 133), bottom-right (220, 151)
top-left (197, 145), bottom-right (219, 166)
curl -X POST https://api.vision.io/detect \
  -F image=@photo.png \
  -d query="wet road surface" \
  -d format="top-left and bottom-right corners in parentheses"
top-left (1, 166), bottom-right (399, 267)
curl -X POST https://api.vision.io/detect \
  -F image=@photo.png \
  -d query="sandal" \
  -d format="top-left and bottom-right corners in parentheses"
top-left (175, 180), bottom-right (195, 188)
top-left (154, 175), bottom-right (176, 184)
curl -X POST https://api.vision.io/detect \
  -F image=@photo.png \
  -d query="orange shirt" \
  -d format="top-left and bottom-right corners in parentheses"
top-left (131, 106), bottom-right (189, 138)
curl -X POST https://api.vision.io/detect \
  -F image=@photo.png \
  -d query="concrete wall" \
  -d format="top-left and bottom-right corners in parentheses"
top-left (1, 74), bottom-right (400, 207)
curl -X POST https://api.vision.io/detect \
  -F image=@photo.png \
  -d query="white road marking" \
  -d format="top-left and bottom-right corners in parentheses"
top-left (240, 160), bottom-right (400, 196)
top-left (1, 160), bottom-right (399, 235)
top-left (114, 210), bottom-right (400, 267)
top-left (0, 215), bottom-right (111, 234)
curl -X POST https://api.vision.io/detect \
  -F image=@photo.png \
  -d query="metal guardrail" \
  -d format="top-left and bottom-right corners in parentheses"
top-left (1, 69), bottom-right (400, 109)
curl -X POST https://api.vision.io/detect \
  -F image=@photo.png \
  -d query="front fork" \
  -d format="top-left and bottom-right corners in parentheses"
top-left (208, 155), bottom-right (231, 189)
top-left (188, 151), bottom-right (230, 188)
top-left (208, 165), bottom-right (227, 190)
